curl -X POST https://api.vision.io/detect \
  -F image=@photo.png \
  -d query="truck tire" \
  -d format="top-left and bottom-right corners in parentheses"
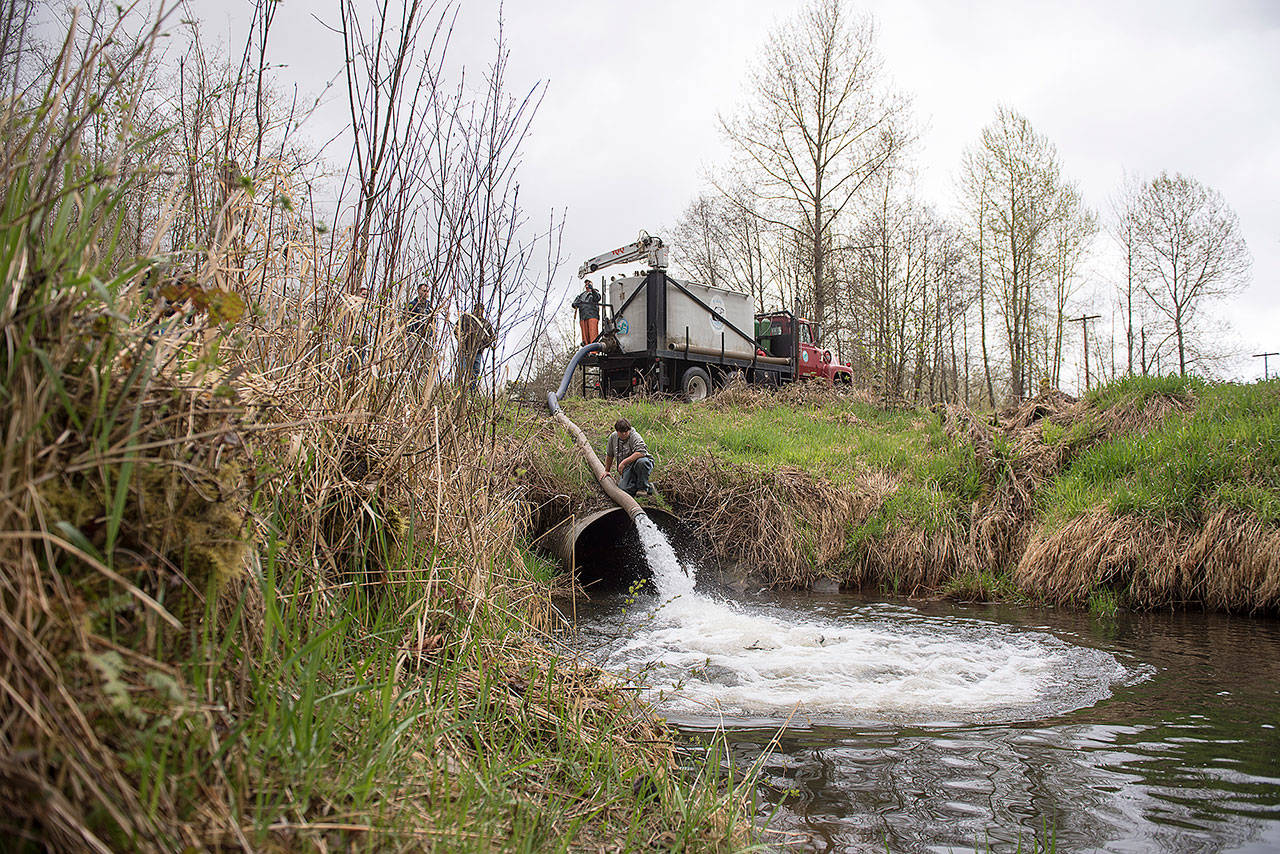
top-left (680, 366), bottom-right (711, 402)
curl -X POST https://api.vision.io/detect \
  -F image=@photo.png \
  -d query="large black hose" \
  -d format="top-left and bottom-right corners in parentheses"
top-left (545, 342), bottom-right (644, 519)
top-left (546, 342), bottom-right (602, 415)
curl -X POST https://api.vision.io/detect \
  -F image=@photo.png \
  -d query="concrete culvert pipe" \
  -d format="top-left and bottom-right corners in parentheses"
top-left (545, 507), bottom-right (691, 593)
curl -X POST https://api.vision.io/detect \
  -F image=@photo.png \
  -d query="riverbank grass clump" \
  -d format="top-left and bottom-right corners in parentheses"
top-left (1021, 377), bottom-right (1280, 611)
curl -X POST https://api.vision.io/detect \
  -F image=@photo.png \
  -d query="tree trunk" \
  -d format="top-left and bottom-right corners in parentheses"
top-left (1125, 228), bottom-right (1134, 376)
top-left (813, 179), bottom-right (824, 325)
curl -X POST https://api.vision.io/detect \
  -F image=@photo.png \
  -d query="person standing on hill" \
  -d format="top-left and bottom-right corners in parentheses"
top-left (571, 279), bottom-right (601, 345)
top-left (405, 281), bottom-right (433, 338)
top-left (455, 302), bottom-right (496, 388)
top-left (603, 417), bottom-right (654, 497)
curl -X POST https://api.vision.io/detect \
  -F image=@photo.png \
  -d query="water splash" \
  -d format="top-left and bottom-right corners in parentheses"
top-left (601, 514), bottom-right (1142, 727)
top-left (633, 513), bottom-right (694, 599)
top-left (595, 597), bottom-right (1137, 726)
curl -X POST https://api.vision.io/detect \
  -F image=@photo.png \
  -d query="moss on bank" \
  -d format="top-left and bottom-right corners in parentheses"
top-left (524, 377), bottom-right (1280, 613)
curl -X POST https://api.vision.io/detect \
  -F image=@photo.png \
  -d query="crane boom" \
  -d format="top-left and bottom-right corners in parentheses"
top-left (577, 231), bottom-right (668, 279)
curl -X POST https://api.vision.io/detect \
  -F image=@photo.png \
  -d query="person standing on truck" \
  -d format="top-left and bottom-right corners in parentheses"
top-left (571, 279), bottom-right (601, 345)
top-left (603, 418), bottom-right (654, 497)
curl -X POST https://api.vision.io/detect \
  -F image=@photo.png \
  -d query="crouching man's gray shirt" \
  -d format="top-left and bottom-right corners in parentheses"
top-left (606, 430), bottom-right (650, 462)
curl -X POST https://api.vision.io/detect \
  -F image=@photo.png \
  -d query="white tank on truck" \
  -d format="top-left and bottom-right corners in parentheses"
top-left (570, 231), bottom-right (851, 400)
top-left (609, 275), bottom-right (756, 360)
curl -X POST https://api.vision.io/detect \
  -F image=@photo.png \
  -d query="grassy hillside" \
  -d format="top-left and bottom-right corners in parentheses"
top-left (525, 376), bottom-right (1280, 612)
top-left (1040, 377), bottom-right (1280, 525)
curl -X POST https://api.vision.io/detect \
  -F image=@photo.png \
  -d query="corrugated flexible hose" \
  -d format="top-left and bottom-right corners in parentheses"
top-left (547, 343), bottom-right (645, 519)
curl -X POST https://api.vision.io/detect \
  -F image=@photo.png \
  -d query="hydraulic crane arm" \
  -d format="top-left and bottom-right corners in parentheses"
top-left (577, 231), bottom-right (669, 279)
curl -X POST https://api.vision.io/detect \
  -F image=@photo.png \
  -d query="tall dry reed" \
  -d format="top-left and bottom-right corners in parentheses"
top-left (0, 3), bottom-right (752, 849)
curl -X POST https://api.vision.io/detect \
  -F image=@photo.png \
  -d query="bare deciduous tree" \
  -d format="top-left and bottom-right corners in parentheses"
top-left (1130, 171), bottom-right (1251, 376)
top-left (672, 185), bottom-right (774, 311)
top-left (960, 106), bottom-right (1088, 400)
top-left (1109, 172), bottom-right (1145, 376)
top-left (958, 151), bottom-right (997, 406)
top-left (718, 0), bottom-right (906, 328)
top-left (1046, 183), bottom-right (1097, 387)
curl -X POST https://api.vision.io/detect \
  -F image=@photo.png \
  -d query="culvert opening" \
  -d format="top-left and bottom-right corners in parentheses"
top-left (548, 507), bottom-right (696, 594)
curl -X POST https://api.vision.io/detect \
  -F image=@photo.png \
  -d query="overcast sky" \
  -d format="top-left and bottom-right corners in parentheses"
top-left (192, 0), bottom-right (1279, 378)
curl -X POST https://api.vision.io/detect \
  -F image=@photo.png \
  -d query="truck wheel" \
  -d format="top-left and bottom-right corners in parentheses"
top-left (680, 366), bottom-right (711, 402)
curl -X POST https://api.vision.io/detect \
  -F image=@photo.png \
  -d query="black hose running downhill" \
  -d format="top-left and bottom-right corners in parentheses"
top-left (544, 342), bottom-right (644, 519)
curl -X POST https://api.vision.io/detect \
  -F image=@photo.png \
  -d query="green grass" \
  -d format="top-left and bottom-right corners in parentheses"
top-left (943, 569), bottom-right (1024, 603)
top-left (61, 495), bottom-right (753, 850)
top-left (559, 396), bottom-right (983, 530)
top-left (1040, 380), bottom-right (1280, 525)
top-left (534, 375), bottom-right (1279, 609)
top-left (1085, 372), bottom-right (1200, 412)
top-left (1088, 588), bottom-right (1121, 618)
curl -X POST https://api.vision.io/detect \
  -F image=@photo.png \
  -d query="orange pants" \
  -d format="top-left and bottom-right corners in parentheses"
top-left (579, 317), bottom-right (599, 345)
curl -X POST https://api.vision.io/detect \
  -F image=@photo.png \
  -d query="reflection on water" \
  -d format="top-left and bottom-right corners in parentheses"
top-left (573, 589), bottom-right (1280, 853)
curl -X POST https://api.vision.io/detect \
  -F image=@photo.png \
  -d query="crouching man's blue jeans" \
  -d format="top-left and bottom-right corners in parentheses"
top-left (619, 456), bottom-right (654, 495)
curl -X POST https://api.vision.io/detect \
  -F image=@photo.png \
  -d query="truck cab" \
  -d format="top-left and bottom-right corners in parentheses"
top-left (755, 311), bottom-right (853, 384)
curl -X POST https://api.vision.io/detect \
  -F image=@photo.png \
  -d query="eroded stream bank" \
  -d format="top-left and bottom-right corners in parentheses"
top-left (572, 585), bottom-right (1280, 853)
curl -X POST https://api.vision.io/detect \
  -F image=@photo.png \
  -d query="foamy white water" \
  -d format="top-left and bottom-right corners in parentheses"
top-left (606, 518), bottom-right (1141, 727)
top-left (634, 513), bottom-right (694, 599)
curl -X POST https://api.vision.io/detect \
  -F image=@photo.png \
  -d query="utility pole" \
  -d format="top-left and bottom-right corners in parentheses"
top-left (1254, 351), bottom-right (1279, 380)
top-left (1071, 314), bottom-right (1102, 392)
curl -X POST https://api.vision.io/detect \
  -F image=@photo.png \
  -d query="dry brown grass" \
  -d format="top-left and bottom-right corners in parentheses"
top-left (702, 374), bottom-right (875, 413)
top-left (0, 209), bottom-right (570, 850)
top-left (1017, 509), bottom-right (1280, 612)
top-left (0, 8), bottom-right (755, 849)
top-left (1099, 386), bottom-right (1196, 436)
top-left (656, 442), bottom-right (972, 598)
top-left (937, 384), bottom-right (1201, 579)
top-left (1, 355), bottom-right (263, 851)
top-left (840, 473), bottom-right (968, 597)
top-left (702, 375), bottom-right (775, 411)
top-left (661, 456), bottom-right (858, 584)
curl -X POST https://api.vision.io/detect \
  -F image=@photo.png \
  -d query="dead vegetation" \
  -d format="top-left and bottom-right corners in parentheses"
top-left (1018, 509), bottom-right (1280, 612)
top-left (660, 456), bottom-right (863, 585)
top-left (704, 374), bottom-right (876, 413)
top-left (0, 4), bottom-right (753, 850)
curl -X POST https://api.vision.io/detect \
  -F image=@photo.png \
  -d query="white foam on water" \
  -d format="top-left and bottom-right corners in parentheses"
top-left (611, 517), bottom-right (1137, 727)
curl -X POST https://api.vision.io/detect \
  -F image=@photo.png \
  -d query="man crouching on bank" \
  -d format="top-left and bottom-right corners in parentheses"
top-left (604, 418), bottom-right (654, 497)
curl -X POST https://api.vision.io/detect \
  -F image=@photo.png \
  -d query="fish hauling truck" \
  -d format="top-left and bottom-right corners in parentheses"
top-left (578, 232), bottom-right (853, 400)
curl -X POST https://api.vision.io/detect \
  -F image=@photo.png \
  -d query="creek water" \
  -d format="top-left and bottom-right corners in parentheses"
top-left (572, 520), bottom-right (1280, 853)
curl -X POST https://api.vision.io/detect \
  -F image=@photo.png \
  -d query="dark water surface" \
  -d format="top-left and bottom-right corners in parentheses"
top-left (573, 590), bottom-right (1280, 853)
